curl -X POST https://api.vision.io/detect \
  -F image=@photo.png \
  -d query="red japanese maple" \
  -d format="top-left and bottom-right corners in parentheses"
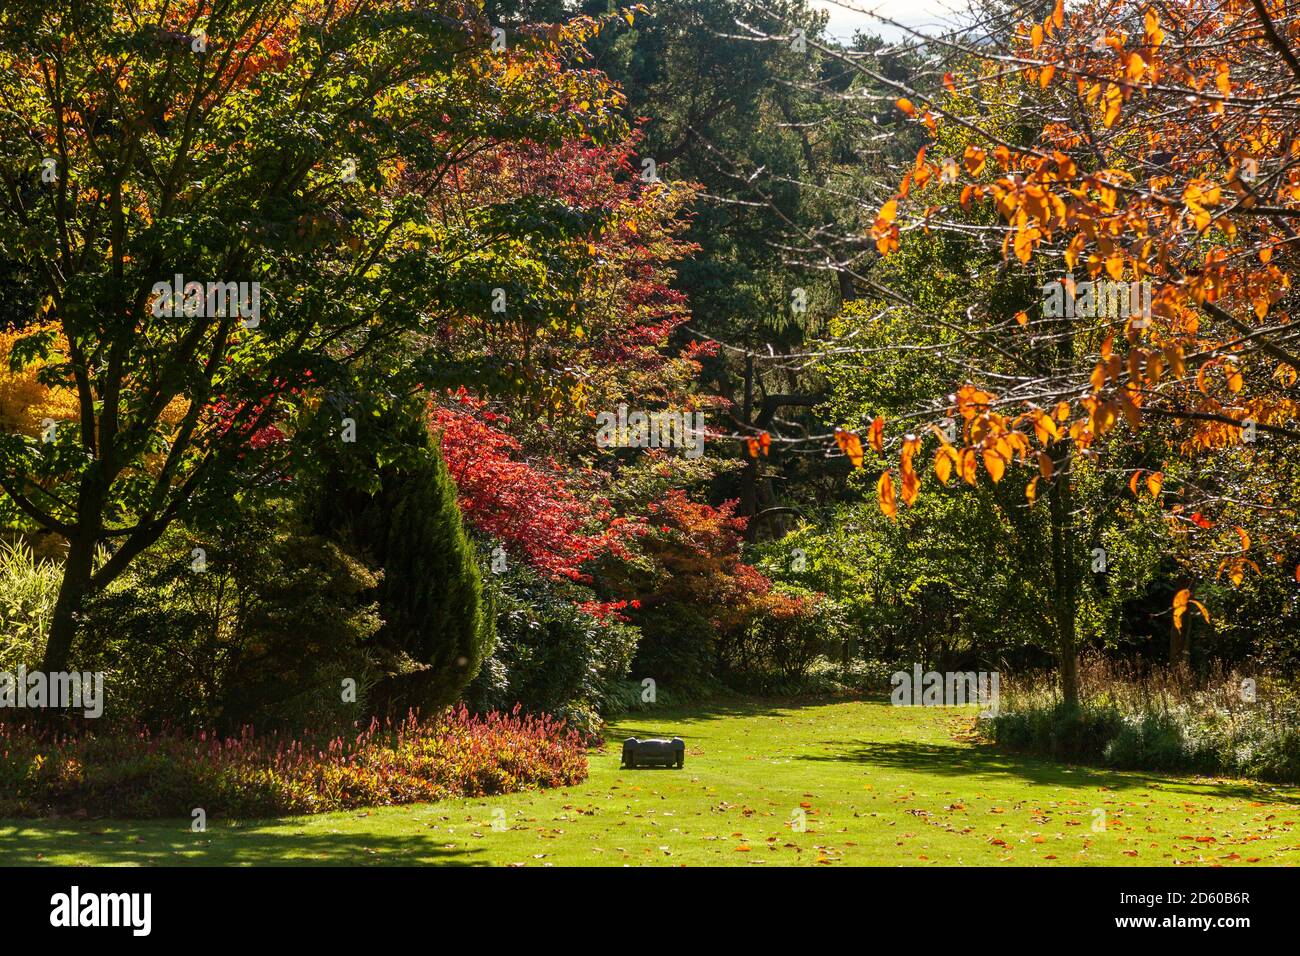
top-left (432, 390), bottom-right (637, 582)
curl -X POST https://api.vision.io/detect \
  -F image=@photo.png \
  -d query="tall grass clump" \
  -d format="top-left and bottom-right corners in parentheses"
top-left (982, 656), bottom-right (1300, 783)
top-left (0, 539), bottom-right (61, 670)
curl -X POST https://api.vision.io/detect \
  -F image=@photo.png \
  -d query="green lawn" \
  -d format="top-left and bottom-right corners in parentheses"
top-left (4, 698), bottom-right (1299, 866)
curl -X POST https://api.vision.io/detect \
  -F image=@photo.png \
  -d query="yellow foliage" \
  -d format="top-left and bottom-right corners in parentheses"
top-left (0, 326), bottom-right (79, 437)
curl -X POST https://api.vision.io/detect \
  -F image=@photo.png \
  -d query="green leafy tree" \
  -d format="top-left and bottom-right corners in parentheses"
top-left (0, 1), bottom-right (628, 669)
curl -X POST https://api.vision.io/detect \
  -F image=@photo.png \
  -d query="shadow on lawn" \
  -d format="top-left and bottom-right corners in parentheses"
top-left (0, 821), bottom-right (489, 867)
top-left (800, 739), bottom-right (1300, 806)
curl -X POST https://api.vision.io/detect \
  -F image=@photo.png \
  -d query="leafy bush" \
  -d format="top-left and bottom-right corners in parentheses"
top-left (803, 657), bottom-right (896, 695)
top-left (466, 564), bottom-right (638, 737)
top-left (76, 516), bottom-right (382, 733)
top-left (630, 603), bottom-right (717, 693)
top-left (1102, 712), bottom-right (1216, 773)
top-left (620, 492), bottom-right (796, 691)
top-left (744, 587), bottom-right (845, 681)
top-left (0, 705), bottom-right (586, 818)
top-left (632, 593), bottom-right (846, 698)
top-left (0, 539), bottom-right (61, 670)
top-left (986, 703), bottom-right (1123, 763)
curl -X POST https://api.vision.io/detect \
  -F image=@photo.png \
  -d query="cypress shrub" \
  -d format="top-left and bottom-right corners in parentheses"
top-left (314, 401), bottom-right (493, 716)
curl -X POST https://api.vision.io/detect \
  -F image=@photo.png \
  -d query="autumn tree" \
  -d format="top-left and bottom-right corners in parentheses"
top-left (728, 0), bottom-right (1300, 703)
top-left (435, 131), bottom-right (713, 445)
top-left (0, 0), bottom-right (632, 670)
top-left (427, 127), bottom-right (726, 593)
top-left (433, 389), bottom-right (638, 581)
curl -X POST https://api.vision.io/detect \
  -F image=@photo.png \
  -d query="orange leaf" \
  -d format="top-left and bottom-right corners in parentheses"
top-left (1032, 411), bottom-right (1059, 445)
top-left (867, 416), bottom-right (885, 453)
top-left (1173, 589), bottom-right (1210, 631)
top-left (1013, 226), bottom-right (1040, 263)
top-left (901, 465), bottom-right (920, 506)
top-left (935, 446), bottom-right (958, 484)
top-left (1102, 84), bottom-right (1122, 128)
top-left (935, 442), bottom-right (956, 481)
top-left (1144, 7), bottom-right (1164, 46)
top-left (960, 449), bottom-right (978, 485)
top-left (1172, 588), bottom-right (1190, 631)
top-left (877, 469), bottom-right (898, 519)
top-left (1124, 51), bottom-right (1145, 83)
top-left (872, 200), bottom-right (901, 255)
top-left (835, 428), bottom-right (865, 468)
top-left (982, 447), bottom-right (1006, 483)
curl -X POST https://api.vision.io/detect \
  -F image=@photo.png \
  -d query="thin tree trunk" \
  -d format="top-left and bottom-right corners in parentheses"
top-left (1048, 442), bottom-right (1079, 708)
top-left (739, 354), bottom-right (757, 519)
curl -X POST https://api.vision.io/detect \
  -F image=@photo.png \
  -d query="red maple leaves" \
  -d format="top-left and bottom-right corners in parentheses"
top-left (433, 390), bottom-right (637, 582)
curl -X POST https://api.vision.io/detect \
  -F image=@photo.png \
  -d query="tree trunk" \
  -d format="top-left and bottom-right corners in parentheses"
top-left (739, 354), bottom-right (757, 518)
top-left (1048, 443), bottom-right (1079, 708)
top-left (42, 534), bottom-right (96, 674)
top-left (42, 467), bottom-right (108, 673)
